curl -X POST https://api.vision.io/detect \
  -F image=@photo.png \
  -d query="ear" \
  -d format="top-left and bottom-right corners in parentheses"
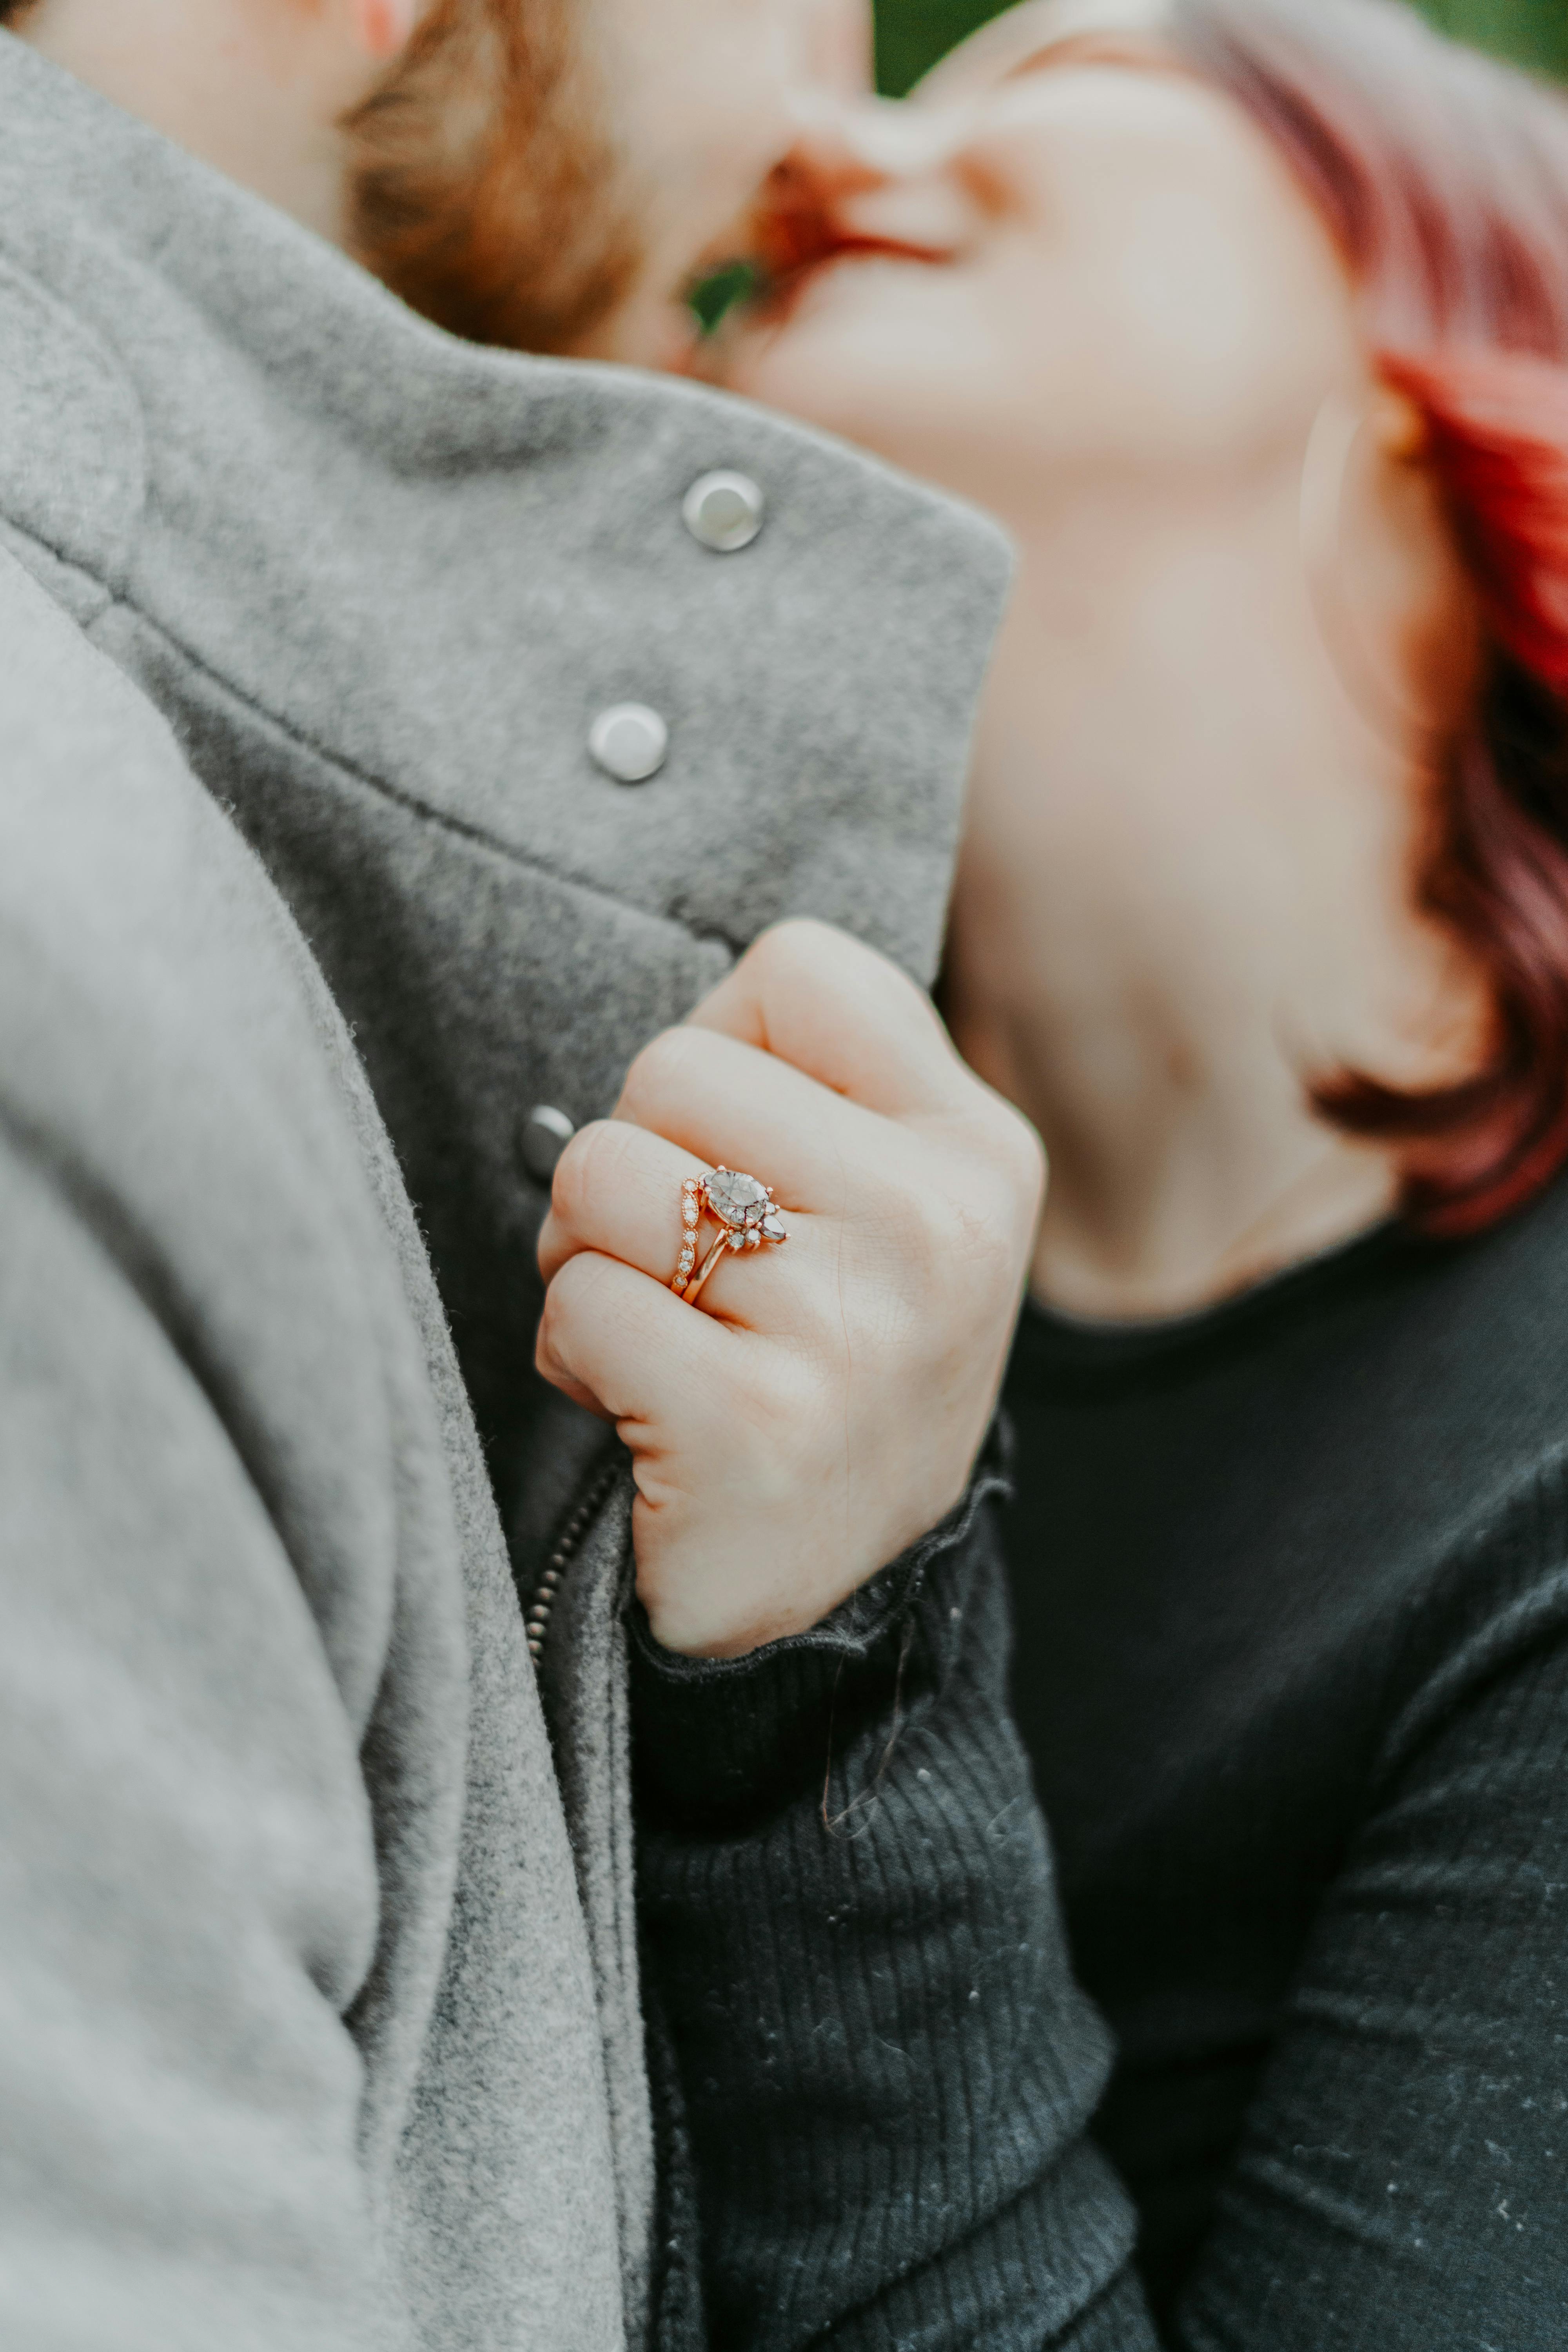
top-left (351, 0), bottom-right (422, 64)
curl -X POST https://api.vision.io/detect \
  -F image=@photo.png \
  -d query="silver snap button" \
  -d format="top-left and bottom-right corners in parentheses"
top-left (519, 1104), bottom-right (576, 1185)
top-left (588, 702), bottom-right (668, 784)
top-left (682, 469), bottom-right (765, 554)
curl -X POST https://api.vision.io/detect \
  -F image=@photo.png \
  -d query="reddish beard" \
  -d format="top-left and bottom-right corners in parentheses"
top-left (344, 0), bottom-right (642, 355)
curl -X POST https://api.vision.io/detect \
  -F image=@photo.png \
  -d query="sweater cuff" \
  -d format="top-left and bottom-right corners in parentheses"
top-left (627, 1423), bottom-right (1011, 1833)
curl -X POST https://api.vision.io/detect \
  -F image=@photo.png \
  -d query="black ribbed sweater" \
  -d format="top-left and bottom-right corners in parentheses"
top-left (631, 1443), bottom-right (1138, 2350)
top-left (632, 1177), bottom-right (1568, 2349)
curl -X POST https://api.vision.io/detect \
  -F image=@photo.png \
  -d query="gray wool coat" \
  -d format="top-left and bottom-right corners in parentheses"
top-left (0, 33), bottom-right (1010, 2352)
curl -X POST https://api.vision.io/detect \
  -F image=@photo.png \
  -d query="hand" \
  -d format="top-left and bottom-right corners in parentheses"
top-left (536, 920), bottom-right (1044, 1657)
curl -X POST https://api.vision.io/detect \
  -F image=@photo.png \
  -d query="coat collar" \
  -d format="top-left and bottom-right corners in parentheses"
top-left (0, 31), bottom-right (1012, 988)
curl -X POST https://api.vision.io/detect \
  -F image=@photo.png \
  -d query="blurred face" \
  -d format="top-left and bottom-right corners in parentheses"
top-left (351, 0), bottom-right (870, 363)
top-left (718, 3), bottom-right (1369, 514)
top-left (584, 0), bottom-right (873, 364)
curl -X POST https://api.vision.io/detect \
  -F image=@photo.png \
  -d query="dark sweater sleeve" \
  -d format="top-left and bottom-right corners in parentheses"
top-left (1167, 1458), bottom-right (1568, 2352)
top-left (633, 1436), bottom-right (1568, 2352)
top-left (630, 1448), bottom-right (1151, 2352)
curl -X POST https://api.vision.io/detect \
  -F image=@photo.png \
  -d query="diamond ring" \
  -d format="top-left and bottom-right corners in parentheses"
top-left (672, 1166), bottom-right (787, 1306)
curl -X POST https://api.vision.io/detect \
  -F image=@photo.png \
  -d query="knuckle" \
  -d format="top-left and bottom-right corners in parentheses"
top-left (955, 1090), bottom-right (1047, 1218)
top-left (540, 1245), bottom-right (604, 1339)
top-left (882, 1174), bottom-right (956, 1263)
top-left (731, 1352), bottom-right (826, 1469)
top-left (549, 1118), bottom-right (619, 1225)
top-left (997, 1107), bottom-right (1047, 1209)
top-left (748, 916), bottom-right (828, 977)
top-left (536, 1276), bottom-right (569, 1365)
top-left (554, 1244), bottom-right (615, 1309)
top-left (878, 1163), bottom-right (1020, 1302)
top-left (751, 916), bottom-right (897, 1002)
top-left (621, 1024), bottom-right (701, 1125)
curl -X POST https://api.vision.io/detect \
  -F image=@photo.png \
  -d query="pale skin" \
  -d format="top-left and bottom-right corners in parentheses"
top-left (18, 0), bottom-right (1043, 1656)
top-left (16, 0), bottom-right (422, 245)
top-left (722, 0), bottom-right (1492, 1320)
top-left (536, 922), bottom-right (1042, 1659)
top-left (17, 0), bottom-right (867, 362)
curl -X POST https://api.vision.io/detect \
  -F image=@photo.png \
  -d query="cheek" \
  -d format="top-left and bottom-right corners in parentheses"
top-left (733, 278), bottom-right (1025, 476)
top-left (614, 0), bottom-right (803, 187)
top-left (1029, 165), bottom-right (1366, 466)
top-left (730, 182), bottom-right (1361, 508)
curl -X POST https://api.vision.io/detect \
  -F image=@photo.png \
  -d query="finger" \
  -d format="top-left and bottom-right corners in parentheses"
top-left (539, 1119), bottom-right (701, 1290)
top-left (612, 1022), bottom-right (927, 1209)
top-left (685, 918), bottom-right (973, 1121)
top-left (533, 1358), bottom-right (616, 1424)
top-left (537, 1245), bottom-right (729, 1428)
top-left (541, 1114), bottom-right (817, 1328)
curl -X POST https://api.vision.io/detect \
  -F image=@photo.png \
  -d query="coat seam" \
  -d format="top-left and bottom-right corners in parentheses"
top-left (60, 568), bottom-right (744, 953)
top-left (0, 256), bottom-right (150, 597)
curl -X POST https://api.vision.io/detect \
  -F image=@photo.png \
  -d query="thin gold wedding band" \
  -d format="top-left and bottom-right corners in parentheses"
top-left (672, 1166), bottom-right (787, 1306)
top-left (683, 1229), bottom-right (740, 1307)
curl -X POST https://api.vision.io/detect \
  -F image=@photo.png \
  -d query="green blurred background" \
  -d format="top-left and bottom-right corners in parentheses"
top-left (874, 0), bottom-right (1568, 97)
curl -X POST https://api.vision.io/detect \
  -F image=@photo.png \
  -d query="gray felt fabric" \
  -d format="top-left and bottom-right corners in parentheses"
top-left (0, 30), bottom-right (1011, 2352)
top-left (0, 549), bottom-right (619, 2352)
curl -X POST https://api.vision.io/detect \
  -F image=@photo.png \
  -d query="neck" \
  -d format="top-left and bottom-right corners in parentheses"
top-left (16, 0), bottom-right (370, 244)
top-left (943, 465), bottom-right (1486, 1321)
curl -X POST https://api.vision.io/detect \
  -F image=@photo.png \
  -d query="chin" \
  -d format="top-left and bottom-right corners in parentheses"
top-left (731, 348), bottom-right (875, 451)
top-left (726, 328), bottom-right (965, 487)
top-left (729, 302), bottom-right (903, 422)
top-left (726, 262), bottom-right (999, 463)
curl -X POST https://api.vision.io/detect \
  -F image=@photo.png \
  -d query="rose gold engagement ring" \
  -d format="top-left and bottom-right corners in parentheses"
top-left (672, 1167), bottom-right (788, 1305)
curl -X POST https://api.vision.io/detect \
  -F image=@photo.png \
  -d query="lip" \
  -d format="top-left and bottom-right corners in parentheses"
top-left (750, 234), bottom-right (953, 331)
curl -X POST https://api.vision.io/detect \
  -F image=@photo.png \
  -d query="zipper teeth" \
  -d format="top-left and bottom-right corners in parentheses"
top-left (525, 1458), bottom-right (621, 1667)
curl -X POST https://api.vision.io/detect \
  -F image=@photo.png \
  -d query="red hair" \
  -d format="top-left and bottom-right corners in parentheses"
top-left (1170, 0), bottom-right (1568, 1236)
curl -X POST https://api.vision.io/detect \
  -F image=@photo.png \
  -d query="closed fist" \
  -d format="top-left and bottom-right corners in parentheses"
top-left (537, 920), bottom-right (1044, 1657)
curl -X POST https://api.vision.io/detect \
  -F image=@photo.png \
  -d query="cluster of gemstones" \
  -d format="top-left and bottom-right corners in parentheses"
top-left (674, 1167), bottom-right (787, 1293)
